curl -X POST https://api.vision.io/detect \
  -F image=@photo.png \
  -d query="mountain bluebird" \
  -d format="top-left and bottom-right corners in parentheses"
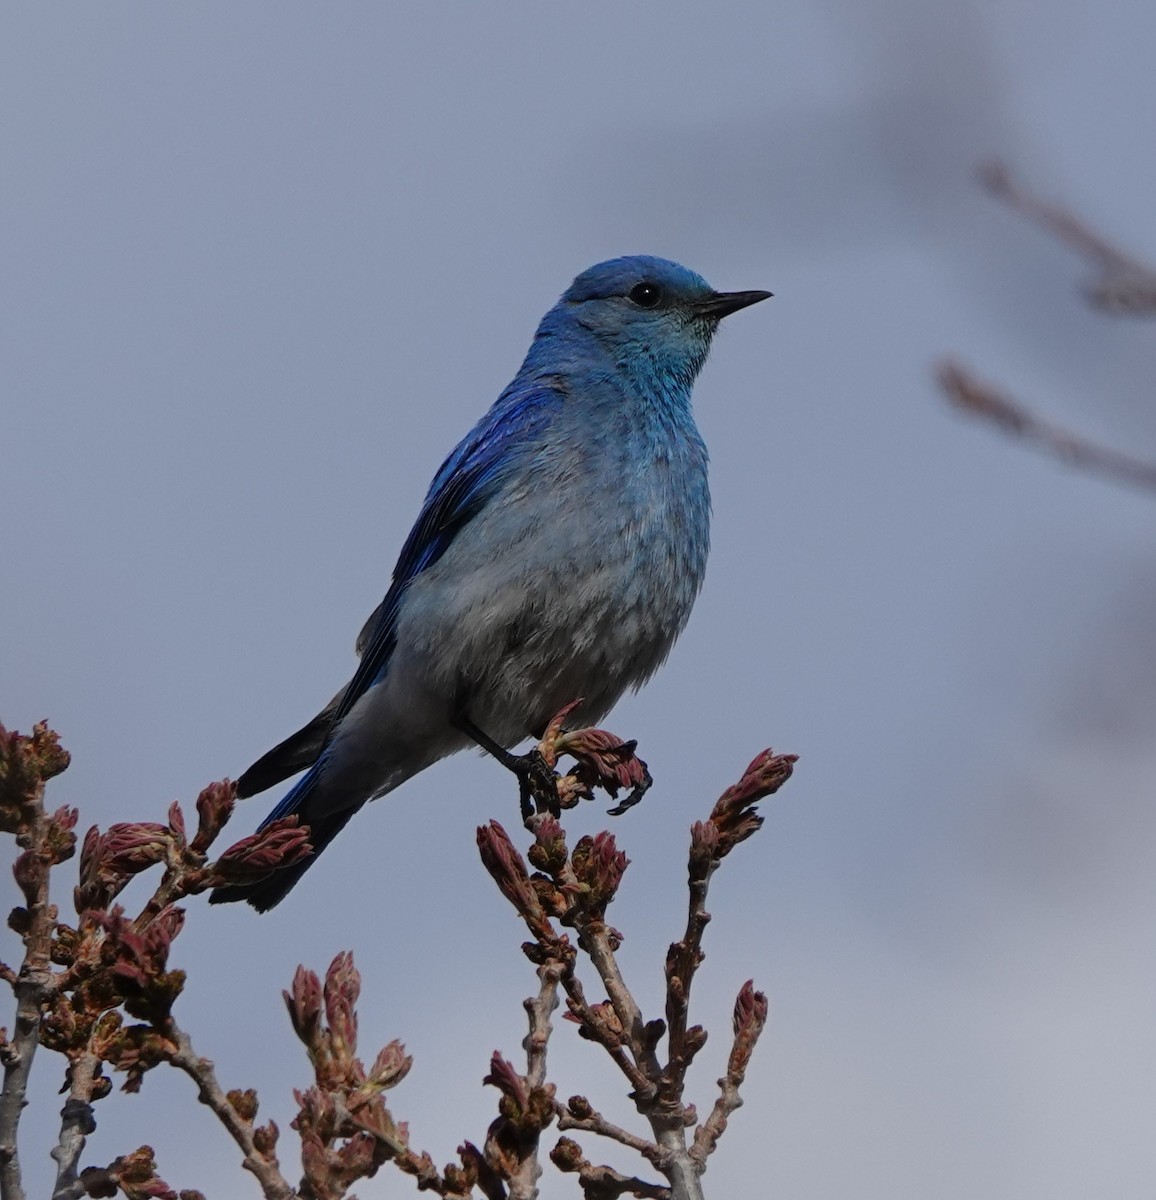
top-left (211, 256), bottom-right (770, 910)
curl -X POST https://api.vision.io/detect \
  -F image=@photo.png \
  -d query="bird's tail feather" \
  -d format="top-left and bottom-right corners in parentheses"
top-left (209, 767), bottom-right (362, 912)
top-left (236, 697), bottom-right (339, 798)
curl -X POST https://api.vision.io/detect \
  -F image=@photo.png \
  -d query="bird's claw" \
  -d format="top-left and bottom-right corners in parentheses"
top-left (605, 760), bottom-right (653, 816)
top-left (514, 748), bottom-right (563, 821)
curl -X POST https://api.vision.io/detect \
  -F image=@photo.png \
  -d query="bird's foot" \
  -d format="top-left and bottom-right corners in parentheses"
top-left (453, 709), bottom-right (565, 820)
top-left (512, 748), bottom-right (564, 822)
top-left (455, 701), bottom-right (652, 825)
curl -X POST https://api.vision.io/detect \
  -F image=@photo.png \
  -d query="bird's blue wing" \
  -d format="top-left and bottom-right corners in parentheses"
top-left (329, 382), bottom-right (566, 728)
top-left (228, 378), bottom-right (562, 884)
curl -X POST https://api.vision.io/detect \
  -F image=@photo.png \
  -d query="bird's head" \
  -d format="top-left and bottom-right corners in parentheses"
top-left (540, 255), bottom-right (771, 393)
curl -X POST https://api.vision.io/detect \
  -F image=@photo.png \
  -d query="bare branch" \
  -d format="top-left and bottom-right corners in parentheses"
top-left (481, 717), bottom-right (796, 1200)
top-left (50, 1050), bottom-right (100, 1199)
top-left (284, 953), bottom-right (489, 1199)
top-left (8, 713), bottom-right (786, 1199)
top-left (663, 751), bottom-right (793, 1115)
top-left (576, 923), bottom-right (657, 1092)
top-left (0, 860), bottom-right (52, 1200)
top-left (496, 964), bottom-right (564, 1200)
top-left (75, 1144), bottom-right (187, 1200)
top-left (560, 972), bottom-right (658, 1100)
top-left (477, 817), bottom-right (659, 1101)
top-left (0, 722), bottom-right (73, 1200)
top-left (523, 963), bottom-right (561, 1093)
top-left (691, 982), bottom-right (769, 1167)
top-left (551, 1138), bottom-right (670, 1200)
top-left (164, 1024), bottom-right (297, 1199)
top-left (557, 1099), bottom-right (662, 1165)
top-left (979, 161), bottom-right (1156, 314)
top-left (938, 358), bottom-right (1156, 494)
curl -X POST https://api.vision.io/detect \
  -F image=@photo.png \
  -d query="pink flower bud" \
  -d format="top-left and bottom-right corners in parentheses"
top-left (689, 819), bottom-right (720, 870)
top-left (11, 850), bottom-right (40, 903)
top-left (476, 821), bottom-right (538, 917)
top-left (284, 965), bottom-right (322, 1047)
top-left (366, 1039), bottom-right (412, 1091)
top-left (536, 699), bottom-right (586, 766)
top-left (45, 806), bottom-right (79, 865)
top-left (483, 1051), bottom-right (528, 1110)
top-left (569, 832), bottom-right (629, 916)
top-left (709, 750), bottom-right (798, 857)
top-left (210, 817), bottom-right (311, 883)
top-left (166, 801), bottom-right (186, 845)
top-left (102, 823), bottom-right (171, 874)
top-left (192, 780), bottom-right (236, 853)
top-left (728, 980), bottom-right (769, 1080)
top-left (323, 951), bottom-right (360, 1064)
top-left (526, 815), bottom-right (568, 875)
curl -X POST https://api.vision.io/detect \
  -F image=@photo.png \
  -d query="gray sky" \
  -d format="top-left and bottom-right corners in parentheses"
top-left (4, 3), bottom-right (1156, 1197)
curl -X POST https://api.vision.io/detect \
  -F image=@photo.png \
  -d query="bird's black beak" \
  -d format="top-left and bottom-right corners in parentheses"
top-left (693, 289), bottom-right (773, 320)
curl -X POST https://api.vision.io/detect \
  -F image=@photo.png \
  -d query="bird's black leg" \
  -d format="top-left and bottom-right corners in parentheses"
top-left (452, 710), bottom-right (561, 820)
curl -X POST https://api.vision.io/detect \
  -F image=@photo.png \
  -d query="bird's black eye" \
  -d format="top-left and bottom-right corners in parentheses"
top-left (628, 282), bottom-right (663, 309)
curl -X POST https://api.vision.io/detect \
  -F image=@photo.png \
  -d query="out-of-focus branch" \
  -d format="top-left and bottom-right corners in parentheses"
top-left (940, 164), bottom-right (1156, 492)
top-left (979, 161), bottom-right (1156, 314)
top-left (938, 359), bottom-right (1156, 494)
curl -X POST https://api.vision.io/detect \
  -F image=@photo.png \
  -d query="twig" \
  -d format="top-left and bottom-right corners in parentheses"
top-left (653, 752), bottom-right (793, 1198)
top-left (50, 1050), bottom-right (100, 1199)
top-left (556, 1102), bottom-right (663, 1165)
top-left (563, 972), bottom-right (658, 1100)
top-left (481, 738), bottom-right (796, 1200)
top-left (0, 723), bottom-right (72, 1200)
top-left (284, 953), bottom-right (487, 1199)
top-left (164, 1023), bottom-right (297, 1200)
top-left (551, 1139), bottom-right (671, 1200)
top-left (132, 867), bottom-right (191, 934)
top-left (663, 837), bottom-right (715, 1096)
top-left (523, 962), bottom-right (560, 1092)
top-left (690, 982), bottom-right (769, 1167)
top-left (524, 816), bottom-right (663, 1095)
top-left (2, 731), bottom-right (315, 1199)
top-left (938, 358), bottom-right (1156, 494)
top-left (500, 962), bottom-right (564, 1200)
top-left (0, 852), bottom-right (53, 1200)
top-left (576, 926), bottom-right (660, 1090)
top-left (979, 161), bottom-right (1156, 313)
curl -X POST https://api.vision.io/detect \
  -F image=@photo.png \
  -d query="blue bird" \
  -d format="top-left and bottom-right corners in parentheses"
top-left (210, 256), bottom-right (770, 910)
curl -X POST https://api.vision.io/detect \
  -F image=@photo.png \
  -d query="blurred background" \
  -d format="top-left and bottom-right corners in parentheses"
top-left (3, 3), bottom-right (1155, 1196)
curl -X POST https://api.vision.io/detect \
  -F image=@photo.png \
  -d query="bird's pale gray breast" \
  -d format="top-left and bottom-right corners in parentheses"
top-left (392, 398), bottom-right (709, 737)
